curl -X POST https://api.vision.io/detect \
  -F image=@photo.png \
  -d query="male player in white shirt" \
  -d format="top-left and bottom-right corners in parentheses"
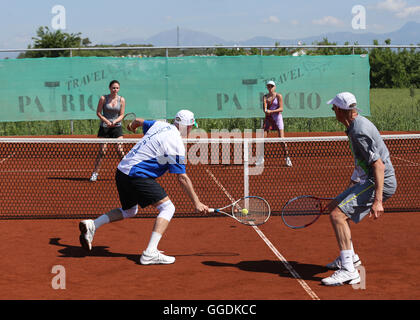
top-left (79, 110), bottom-right (209, 265)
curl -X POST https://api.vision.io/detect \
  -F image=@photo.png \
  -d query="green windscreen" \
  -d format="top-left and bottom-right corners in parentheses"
top-left (0, 54), bottom-right (370, 122)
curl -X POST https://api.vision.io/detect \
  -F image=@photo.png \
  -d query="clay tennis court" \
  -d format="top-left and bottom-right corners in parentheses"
top-left (0, 132), bottom-right (419, 300)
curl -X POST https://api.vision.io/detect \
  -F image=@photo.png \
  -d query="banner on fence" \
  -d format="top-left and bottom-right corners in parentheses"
top-left (0, 54), bottom-right (370, 122)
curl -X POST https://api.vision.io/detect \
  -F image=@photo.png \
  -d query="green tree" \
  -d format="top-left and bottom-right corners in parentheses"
top-left (308, 37), bottom-right (338, 55)
top-left (18, 26), bottom-right (91, 58)
top-left (369, 39), bottom-right (419, 88)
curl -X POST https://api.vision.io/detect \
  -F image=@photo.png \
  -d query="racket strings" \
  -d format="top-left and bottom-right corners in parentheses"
top-left (282, 197), bottom-right (330, 228)
top-left (234, 198), bottom-right (270, 225)
top-left (122, 113), bottom-right (136, 133)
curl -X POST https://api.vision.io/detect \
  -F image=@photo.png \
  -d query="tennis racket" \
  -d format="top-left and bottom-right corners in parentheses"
top-left (209, 196), bottom-right (271, 226)
top-left (122, 112), bottom-right (137, 134)
top-left (281, 195), bottom-right (335, 229)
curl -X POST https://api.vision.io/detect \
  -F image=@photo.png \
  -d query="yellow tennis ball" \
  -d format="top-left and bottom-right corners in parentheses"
top-left (242, 209), bottom-right (248, 215)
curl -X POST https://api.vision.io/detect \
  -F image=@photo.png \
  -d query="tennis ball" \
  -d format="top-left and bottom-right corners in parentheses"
top-left (242, 209), bottom-right (248, 215)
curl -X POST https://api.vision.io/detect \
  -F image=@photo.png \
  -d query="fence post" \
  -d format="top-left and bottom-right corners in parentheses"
top-left (69, 48), bottom-right (74, 134)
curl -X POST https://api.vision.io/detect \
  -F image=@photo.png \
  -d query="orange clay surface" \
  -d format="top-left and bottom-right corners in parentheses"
top-left (1, 132), bottom-right (419, 300)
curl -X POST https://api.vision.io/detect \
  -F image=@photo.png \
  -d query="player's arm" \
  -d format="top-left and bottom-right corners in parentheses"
top-left (177, 173), bottom-right (208, 213)
top-left (262, 95), bottom-right (268, 113)
top-left (277, 93), bottom-right (284, 112)
top-left (129, 117), bottom-right (146, 132)
top-left (353, 134), bottom-right (385, 219)
top-left (370, 158), bottom-right (385, 219)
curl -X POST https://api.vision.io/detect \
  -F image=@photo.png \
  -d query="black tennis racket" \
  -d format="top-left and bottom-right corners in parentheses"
top-left (209, 196), bottom-right (271, 226)
top-left (281, 195), bottom-right (335, 229)
top-left (122, 112), bottom-right (137, 134)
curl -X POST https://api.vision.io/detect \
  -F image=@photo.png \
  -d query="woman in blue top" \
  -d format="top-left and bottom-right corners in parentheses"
top-left (90, 80), bottom-right (126, 182)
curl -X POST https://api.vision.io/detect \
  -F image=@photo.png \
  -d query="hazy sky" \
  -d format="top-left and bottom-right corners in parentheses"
top-left (1, 0), bottom-right (419, 48)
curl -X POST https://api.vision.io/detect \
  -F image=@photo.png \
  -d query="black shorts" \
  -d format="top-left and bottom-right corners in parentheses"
top-left (98, 126), bottom-right (123, 138)
top-left (115, 169), bottom-right (168, 209)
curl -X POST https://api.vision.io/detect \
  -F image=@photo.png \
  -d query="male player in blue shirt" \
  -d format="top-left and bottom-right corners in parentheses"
top-left (79, 109), bottom-right (209, 265)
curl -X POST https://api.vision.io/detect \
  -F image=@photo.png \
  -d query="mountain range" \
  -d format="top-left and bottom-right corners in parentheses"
top-left (113, 21), bottom-right (420, 46)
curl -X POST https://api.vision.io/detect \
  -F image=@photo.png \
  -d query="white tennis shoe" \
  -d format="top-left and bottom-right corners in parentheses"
top-left (79, 219), bottom-right (96, 251)
top-left (321, 268), bottom-right (361, 286)
top-left (140, 250), bottom-right (175, 265)
top-left (326, 254), bottom-right (362, 270)
top-left (89, 172), bottom-right (98, 182)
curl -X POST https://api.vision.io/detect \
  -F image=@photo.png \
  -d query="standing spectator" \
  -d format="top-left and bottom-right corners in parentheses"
top-left (257, 80), bottom-right (292, 167)
top-left (90, 80), bottom-right (126, 182)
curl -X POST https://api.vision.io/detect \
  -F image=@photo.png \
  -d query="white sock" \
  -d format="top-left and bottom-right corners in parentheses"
top-left (340, 249), bottom-right (355, 272)
top-left (350, 241), bottom-right (355, 257)
top-left (93, 214), bottom-right (110, 230)
top-left (145, 231), bottom-right (162, 253)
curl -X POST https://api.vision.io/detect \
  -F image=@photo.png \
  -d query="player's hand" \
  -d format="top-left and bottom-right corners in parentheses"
top-left (195, 202), bottom-right (209, 214)
top-left (369, 200), bottom-right (384, 220)
top-left (127, 120), bottom-right (138, 133)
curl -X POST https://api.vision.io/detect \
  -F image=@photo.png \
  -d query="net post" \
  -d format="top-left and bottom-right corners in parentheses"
top-left (243, 138), bottom-right (249, 198)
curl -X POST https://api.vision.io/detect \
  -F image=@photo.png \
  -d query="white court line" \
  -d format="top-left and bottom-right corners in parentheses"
top-left (251, 226), bottom-right (320, 300)
top-left (205, 168), bottom-right (236, 203)
top-left (391, 155), bottom-right (420, 166)
top-left (205, 168), bottom-right (321, 301)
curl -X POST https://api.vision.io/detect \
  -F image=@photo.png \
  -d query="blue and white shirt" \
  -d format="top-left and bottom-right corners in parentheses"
top-left (117, 120), bottom-right (186, 178)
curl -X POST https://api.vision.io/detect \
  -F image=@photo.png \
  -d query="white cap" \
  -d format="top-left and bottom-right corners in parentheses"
top-left (174, 109), bottom-right (198, 127)
top-left (326, 92), bottom-right (359, 111)
top-left (266, 81), bottom-right (276, 86)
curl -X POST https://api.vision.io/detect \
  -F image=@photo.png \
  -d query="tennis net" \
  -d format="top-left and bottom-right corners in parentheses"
top-left (0, 134), bottom-right (419, 219)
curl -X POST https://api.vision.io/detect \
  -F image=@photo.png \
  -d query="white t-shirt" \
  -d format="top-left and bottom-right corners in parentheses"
top-left (117, 120), bottom-right (186, 178)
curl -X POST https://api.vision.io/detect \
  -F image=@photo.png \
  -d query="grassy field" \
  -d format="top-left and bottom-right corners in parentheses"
top-left (0, 88), bottom-right (419, 136)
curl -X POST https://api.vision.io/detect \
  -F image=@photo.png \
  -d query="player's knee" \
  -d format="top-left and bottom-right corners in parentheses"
top-left (330, 208), bottom-right (346, 224)
top-left (122, 205), bottom-right (138, 219)
top-left (156, 200), bottom-right (175, 222)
